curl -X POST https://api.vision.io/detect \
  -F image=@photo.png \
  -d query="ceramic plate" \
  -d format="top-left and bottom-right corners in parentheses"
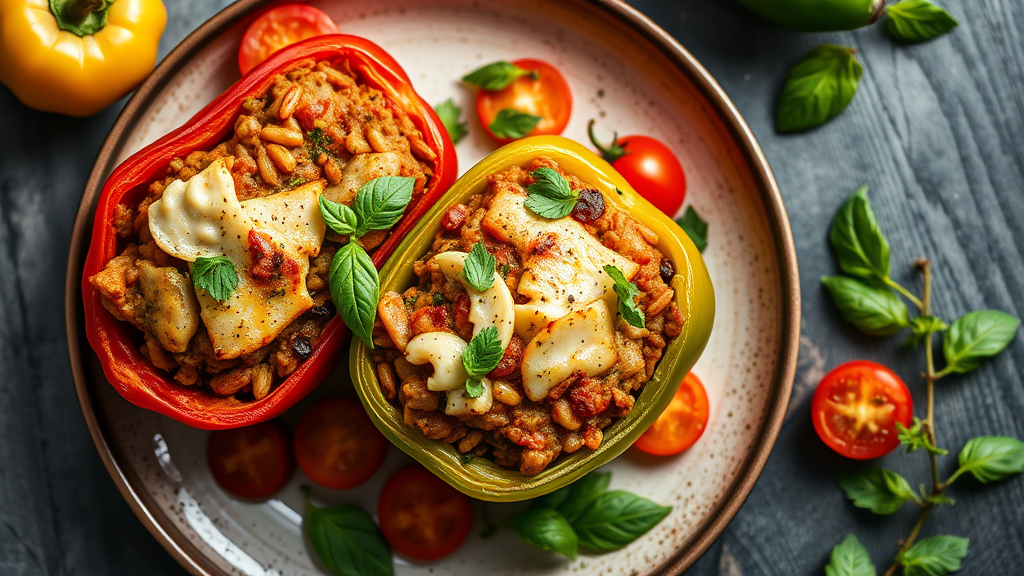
top-left (65, 0), bottom-right (799, 574)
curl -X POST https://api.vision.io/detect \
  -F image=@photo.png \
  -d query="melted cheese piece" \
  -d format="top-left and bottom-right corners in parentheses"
top-left (433, 251), bottom-right (515, 349)
top-left (482, 189), bottom-right (639, 342)
top-left (405, 332), bottom-right (469, 392)
top-left (520, 299), bottom-right (619, 402)
top-left (148, 159), bottom-right (327, 360)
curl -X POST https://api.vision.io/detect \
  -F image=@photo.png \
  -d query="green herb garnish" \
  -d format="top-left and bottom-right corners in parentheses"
top-left (307, 127), bottom-right (334, 160)
top-left (488, 108), bottom-right (541, 140)
top-left (434, 98), bottom-right (468, 144)
top-left (604, 265), bottom-right (644, 328)
top-left (776, 44), bottom-right (862, 133)
top-left (191, 256), bottom-right (238, 302)
top-left (319, 195), bottom-right (358, 236)
top-left (463, 241), bottom-right (495, 292)
top-left (461, 326), bottom-right (504, 398)
top-left (675, 205), bottom-right (708, 252)
top-left (886, 0), bottom-right (959, 43)
top-left (303, 489), bottom-right (393, 576)
top-left (462, 61), bottom-right (533, 91)
top-left (524, 167), bottom-right (577, 219)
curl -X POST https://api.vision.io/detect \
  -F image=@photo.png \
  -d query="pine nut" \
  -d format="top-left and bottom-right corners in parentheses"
top-left (366, 127), bottom-right (388, 152)
top-left (324, 158), bottom-right (342, 184)
top-left (256, 145), bottom-right (279, 186)
top-left (278, 85), bottom-right (303, 120)
top-left (260, 125), bottom-right (304, 147)
top-left (317, 62), bottom-right (355, 88)
top-left (265, 143), bottom-right (296, 173)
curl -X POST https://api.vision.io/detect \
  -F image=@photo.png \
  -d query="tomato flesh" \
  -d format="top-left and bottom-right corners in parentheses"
top-left (634, 372), bottom-right (709, 456)
top-left (378, 466), bottom-right (472, 561)
top-left (293, 398), bottom-right (387, 490)
top-left (812, 360), bottom-right (914, 460)
top-left (238, 5), bottom-right (339, 75)
top-left (477, 58), bottom-right (572, 143)
top-left (611, 135), bottom-right (686, 216)
top-left (207, 422), bottom-right (292, 500)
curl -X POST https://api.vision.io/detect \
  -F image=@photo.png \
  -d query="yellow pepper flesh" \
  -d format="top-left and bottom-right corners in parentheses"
top-left (0, 0), bottom-right (166, 116)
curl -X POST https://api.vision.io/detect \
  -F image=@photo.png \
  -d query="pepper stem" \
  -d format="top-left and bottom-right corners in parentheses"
top-left (50, 0), bottom-right (113, 37)
top-left (587, 119), bottom-right (630, 163)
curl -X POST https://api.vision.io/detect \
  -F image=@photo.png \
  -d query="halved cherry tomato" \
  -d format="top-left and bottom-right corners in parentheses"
top-left (293, 398), bottom-right (387, 490)
top-left (634, 372), bottom-right (709, 456)
top-left (589, 120), bottom-right (686, 216)
top-left (812, 360), bottom-right (914, 460)
top-left (477, 58), bottom-right (572, 143)
top-left (207, 422), bottom-right (293, 499)
top-left (378, 466), bottom-right (472, 561)
top-left (238, 5), bottom-right (340, 75)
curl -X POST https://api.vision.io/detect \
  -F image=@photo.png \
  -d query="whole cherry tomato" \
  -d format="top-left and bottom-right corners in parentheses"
top-left (476, 58), bottom-right (572, 143)
top-left (812, 360), bottom-right (914, 460)
top-left (207, 422), bottom-right (293, 499)
top-left (293, 398), bottom-right (387, 490)
top-left (378, 466), bottom-right (473, 561)
top-left (588, 119), bottom-right (686, 216)
top-left (238, 5), bottom-right (339, 75)
top-left (634, 372), bottom-right (709, 456)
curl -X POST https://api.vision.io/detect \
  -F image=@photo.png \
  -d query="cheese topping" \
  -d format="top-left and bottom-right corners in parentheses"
top-left (404, 332), bottom-right (470, 392)
top-left (433, 251), bottom-right (516, 349)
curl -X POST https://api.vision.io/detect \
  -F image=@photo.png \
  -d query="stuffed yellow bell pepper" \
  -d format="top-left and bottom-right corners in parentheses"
top-left (0, 0), bottom-right (166, 116)
top-left (351, 135), bottom-right (715, 502)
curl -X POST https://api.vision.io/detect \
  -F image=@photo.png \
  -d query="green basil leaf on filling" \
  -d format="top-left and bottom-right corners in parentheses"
top-left (886, 0), bottom-right (959, 44)
top-left (570, 490), bottom-right (672, 552)
top-left (319, 195), bottom-right (359, 236)
top-left (525, 167), bottom-right (578, 219)
top-left (462, 326), bottom-right (504, 393)
top-left (462, 61), bottom-right (533, 91)
top-left (329, 242), bottom-right (379, 348)
top-left (776, 44), bottom-right (862, 133)
top-left (304, 496), bottom-right (393, 576)
top-left (191, 255), bottom-right (238, 303)
top-left (434, 98), bottom-right (468, 144)
top-left (604, 265), bottom-right (645, 328)
top-left (821, 276), bottom-right (910, 336)
top-left (488, 108), bottom-right (541, 140)
top-left (463, 241), bottom-right (496, 292)
top-left (352, 176), bottom-right (415, 237)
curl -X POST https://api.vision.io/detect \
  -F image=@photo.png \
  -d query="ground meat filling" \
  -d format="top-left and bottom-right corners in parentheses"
top-left (373, 159), bottom-right (685, 475)
top-left (89, 59), bottom-right (434, 401)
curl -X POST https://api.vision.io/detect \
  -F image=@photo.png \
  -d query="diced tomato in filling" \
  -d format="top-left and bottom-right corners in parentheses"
top-left (294, 99), bottom-right (331, 131)
top-left (248, 229), bottom-right (301, 287)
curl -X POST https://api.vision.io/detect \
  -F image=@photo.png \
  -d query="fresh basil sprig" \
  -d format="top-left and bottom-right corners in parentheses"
top-left (320, 176), bottom-right (416, 348)
top-left (303, 491), bottom-right (394, 576)
top-left (838, 468), bottom-right (920, 515)
top-left (675, 205), bottom-right (708, 252)
top-left (525, 167), bottom-right (578, 218)
top-left (192, 255), bottom-right (238, 302)
top-left (434, 98), bottom-right (468, 144)
top-left (824, 534), bottom-right (875, 576)
top-left (886, 0), bottom-right (959, 44)
top-left (949, 436), bottom-right (1024, 485)
top-left (776, 44), bottom-right (862, 133)
top-left (488, 109), bottom-right (541, 140)
top-left (897, 536), bottom-right (968, 576)
top-left (462, 61), bottom-right (533, 91)
top-left (463, 241), bottom-right (495, 292)
top-left (461, 326), bottom-right (504, 398)
top-left (604, 265), bottom-right (645, 328)
top-left (821, 276), bottom-right (909, 336)
top-left (939, 310), bottom-right (1020, 375)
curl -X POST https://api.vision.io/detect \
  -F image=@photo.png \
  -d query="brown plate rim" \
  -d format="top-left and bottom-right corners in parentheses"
top-left (64, 1), bottom-right (800, 574)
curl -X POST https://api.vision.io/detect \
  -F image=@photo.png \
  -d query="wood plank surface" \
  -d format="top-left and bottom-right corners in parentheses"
top-left (0, 0), bottom-right (1021, 574)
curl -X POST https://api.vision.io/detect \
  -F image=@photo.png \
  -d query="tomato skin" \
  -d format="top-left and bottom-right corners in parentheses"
top-left (610, 136), bottom-right (686, 216)
top-left (207, 422), bottom-right (293, 500)
top-left (378, 466), bottom-right (473, 561)
top-left (476, 58), bottom-right (572, 143)
top-left (634, 372), bottom-right (709, 456)
top-left (293, 398), bottom-right (387, 490)
top-left (812, 360), bottom-right (914, 460)
top-left (238, 5), bottom-right (340, 75)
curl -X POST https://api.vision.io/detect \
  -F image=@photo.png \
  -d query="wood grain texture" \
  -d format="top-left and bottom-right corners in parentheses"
top-left (0, 0), bottom-right (1021, 574)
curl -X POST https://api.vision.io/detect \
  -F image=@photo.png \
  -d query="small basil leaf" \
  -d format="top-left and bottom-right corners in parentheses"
top-left (897, 535), bottom-right (968, 576)
top-left (604, 265), bottom-right (645, 328)
top-left (513, 507), bottom-right (578, 559)
top-left (571, 490), bottom-right (671, 552)
top-left (465, 377), bottom-right (485, 399)
top-left (675, 205), bottom-right (708, 252)
top-left (525, 167), bottom-right (578, 218)
top-left (353, 176), bottom-right (415, 237)
top-left (305, 499), bottom-right (394, 576)
top-left (329, 242), bottom-right (379, 348)
top-left (319, 195), bottom-right (358, 236)
top-left (434, 98), bottom-right (468, 144)
top-left (825, 534), bottom-right (876, 576)
top-left (192, 256), bottom-right (238, 302)
top-left (463, 241), bottom-right (496, 292)
top-left (463, 61), bottom-right (533, 91)
top-left (776, 44), bottom-right (862, 133)
top-left (905, 315), bottom-right (949, 348)
top-left (838, 468), bottom-right (914, 515)
top-left (941, 310), bottom-right (1020, 374)
top-left (488, 108), bottom-right (541, 140)
top-left (462, 325), bottom-right (504, 379)
top-left (829, 186), bottom-right (891, 283)
top-left (886, 0), bottom-right (959, 44)
top-left (956, 436), bottom-right (1024, 484)
top-left (556, 472), bottom-right (612, 524)
top-left (821, 276), bottom-right (909, 336)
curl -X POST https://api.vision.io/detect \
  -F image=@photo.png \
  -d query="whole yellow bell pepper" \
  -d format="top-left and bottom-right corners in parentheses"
top-left (0, 0), bottom-right (166, 116)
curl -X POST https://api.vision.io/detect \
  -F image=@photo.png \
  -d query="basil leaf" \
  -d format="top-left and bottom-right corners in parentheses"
top-left (305, 499), bottom-right (394, 576)
top-left (571, 490), bottom-right (671, 552)
top-left (897, 535), bottom-right (968, 576)
top-left (556, 472), bottom-right (612, 524)
top-left (513, 507), bottom-right (578, 559)
top-left (525, 167), bottom-right (578, 218)
top-left (463, 61), bottom-right (533, 91)
top-left (955, 436), bottom-right (1024, 484)
top-left (675, 205), bottom-right (708, 252)
top-left (829, 186), bottom-right (891, 283)
top-left (821, 276), bottom-right (909, 336)
top-left (192, 256), bottom-right (238, 302)
top-left (906, 315), bottom-right (949, 348)
top-left (488, 108), bottom-right (541, 140)
top-left (896, 418), bottom-right (947, 456)
top-left (465, 377), bottom-right (485, 399)
top-left (463, 241), bottom-right (496, 292)
top-left (353, 176), bottom-right (415, 237)
top-left (604, 265), bottom-right (645, 328)
top-left (434, 98), bottom-right (468, 144)
top-left (462, 325), bottom-right (504, 380)
top-left (329, 242), bottom-right (379, 348)
top-left (941, 310), bottom-right (1020, 374)
top-left (886, 0), bottom-right (959, 44)
top-left (838, 468), bottom-right (915, 515)
top-left (777, 44), bottom-right (862, 133)
top-left (319, 195), bottom-right (358, 236)
top-left (825, 534), bottom-right (876, 576)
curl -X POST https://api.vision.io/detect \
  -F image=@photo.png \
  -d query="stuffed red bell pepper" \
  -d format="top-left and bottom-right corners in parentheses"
top-left (82, 35), bottom-right (457, 429)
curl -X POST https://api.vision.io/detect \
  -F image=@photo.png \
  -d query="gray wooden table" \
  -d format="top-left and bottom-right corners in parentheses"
top-left (2, 0), bottom-right (1022, 574)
